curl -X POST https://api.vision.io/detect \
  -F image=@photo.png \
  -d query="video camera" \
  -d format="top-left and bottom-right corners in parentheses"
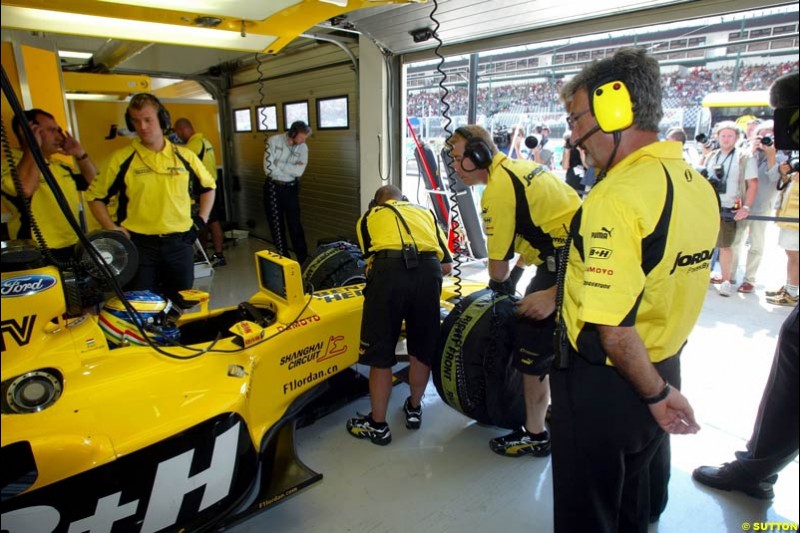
top-left (695, 133), bottom-right (720, 151)
top-left (493, 128), bottom-right (511, 149)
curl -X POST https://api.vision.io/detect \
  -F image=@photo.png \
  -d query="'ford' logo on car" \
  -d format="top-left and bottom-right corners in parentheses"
top-left (1, 275), bottom-right (58, 297)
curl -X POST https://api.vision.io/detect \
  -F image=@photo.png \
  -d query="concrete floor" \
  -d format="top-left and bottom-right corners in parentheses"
top-left (200, 226), bottom-right (798, 533)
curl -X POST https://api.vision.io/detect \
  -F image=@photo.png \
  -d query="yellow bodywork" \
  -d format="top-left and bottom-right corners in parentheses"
top-left (1, 250), bottom-right (480, 497)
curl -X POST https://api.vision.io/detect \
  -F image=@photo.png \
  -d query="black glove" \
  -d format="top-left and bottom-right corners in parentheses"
top-left (192, 214), bottom-right (207, 233)
top-left (488, 278), bottom-right (516, 296)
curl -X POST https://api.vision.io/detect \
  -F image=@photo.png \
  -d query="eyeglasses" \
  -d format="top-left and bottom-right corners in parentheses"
top-left (566, 109), bottom-right (590, 128)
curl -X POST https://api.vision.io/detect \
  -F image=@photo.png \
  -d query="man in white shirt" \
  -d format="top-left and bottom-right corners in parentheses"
top-left (703, 121), bottom-right (758, 297)
top-left (263, 121), bottom-right (311, 264)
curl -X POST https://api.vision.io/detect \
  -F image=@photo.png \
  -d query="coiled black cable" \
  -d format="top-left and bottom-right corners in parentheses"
top-left (428, 0), bottom-right (478, 415)
top-left (255, 52), bottom-right (285, 257)
top-left (429, 0), bottom-right (464, 307)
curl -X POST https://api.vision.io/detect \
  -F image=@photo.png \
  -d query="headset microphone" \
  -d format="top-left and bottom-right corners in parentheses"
top-left (570, 124), bottom-right (601, 150)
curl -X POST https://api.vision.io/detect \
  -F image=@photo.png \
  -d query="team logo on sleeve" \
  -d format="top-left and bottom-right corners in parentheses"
top-left (588, 247), bottom-right (612, 259)
top-left (590, 227), bottom-right (614, 239)
top-left (669, 249), bottom-right (713, 275)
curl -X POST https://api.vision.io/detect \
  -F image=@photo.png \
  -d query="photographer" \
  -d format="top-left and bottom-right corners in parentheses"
top-left (730, 121), bottom-right (781, 293)
top-left (696, 128), bottom-right (720, 167)
top-left (703, 121), bottom-right (759, 297)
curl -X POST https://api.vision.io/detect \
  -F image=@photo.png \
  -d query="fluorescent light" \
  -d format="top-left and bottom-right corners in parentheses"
top-left (65, 93), bottom-right (124, 101)
top-left (93, 0), bottom-right (301, 21)
top-left (58, 50), bottom-right (94, 60)
top-left (1, 6), bottom-right (276, 53)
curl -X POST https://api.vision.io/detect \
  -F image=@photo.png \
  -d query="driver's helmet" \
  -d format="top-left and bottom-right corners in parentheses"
top-left (98, 290), bottom-right (180, 346)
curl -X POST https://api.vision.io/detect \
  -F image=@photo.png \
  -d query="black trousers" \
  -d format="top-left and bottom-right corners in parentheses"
top-left (128, 232), bottom-right (194, 302)
top-left (263, 181), bottom-right (308, 264)
top-left (550, 351), bottom-right (681, 533)
top-left (736, 305), bottom-right (799, 481)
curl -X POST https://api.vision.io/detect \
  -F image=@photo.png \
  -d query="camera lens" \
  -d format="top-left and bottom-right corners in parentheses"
top-left (760, 136), bottom-right (773, 147)
top-left (695, 133), bottom-right (707, 143)
top-left (713, 164), bottom-right (724, 179)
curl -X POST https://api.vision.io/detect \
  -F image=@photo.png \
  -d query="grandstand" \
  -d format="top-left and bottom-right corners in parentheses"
top-left (405, 6), bottom-right (798, 139)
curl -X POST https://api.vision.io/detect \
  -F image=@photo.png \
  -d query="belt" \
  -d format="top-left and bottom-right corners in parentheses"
top-left (270, 180), bottom-right (296, 187)
top-left (374, 250), bottom-right (438, 259)
top-left (130, 231), bottom-right (187, 239)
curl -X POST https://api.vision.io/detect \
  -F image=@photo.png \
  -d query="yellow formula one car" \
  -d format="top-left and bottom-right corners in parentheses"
top-left (0, 64), bottom-right (497, 532)
top-left (1, 240), bottom-right (478, 532)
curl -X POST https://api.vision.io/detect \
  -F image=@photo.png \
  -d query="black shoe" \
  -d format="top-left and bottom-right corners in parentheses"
top-left (403, 396), bottom-right (422, 429)
top-left (692, 462), bottom-right (775, 500)
top-left (211, 253), bottom-right (227, 267)
top-left (489, 427), bottom-right (551, 457)
top-left (346, 413), bottom-right (392, 445)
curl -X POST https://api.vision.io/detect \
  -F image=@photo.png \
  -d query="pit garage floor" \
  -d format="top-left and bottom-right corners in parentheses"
top-left (200, 228), bottom-right (798, 533)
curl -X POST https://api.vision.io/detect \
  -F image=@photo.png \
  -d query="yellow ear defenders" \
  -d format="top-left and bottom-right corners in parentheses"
top-left (455, 127), bottom-right (493, 170)
top-left (590, 77), bottom-right (634, 133)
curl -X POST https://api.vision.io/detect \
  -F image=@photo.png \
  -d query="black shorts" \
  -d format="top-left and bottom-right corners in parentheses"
top-left (512, 267), bottom-right (557, 376)
top-left (359, 256), bottom-right (443, 368)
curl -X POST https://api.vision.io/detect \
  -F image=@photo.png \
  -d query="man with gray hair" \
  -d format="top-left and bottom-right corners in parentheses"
top-left (552, 47), bottom-right (719, 532)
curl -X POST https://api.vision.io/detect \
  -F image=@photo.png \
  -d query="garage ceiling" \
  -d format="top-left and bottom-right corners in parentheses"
top-left (0, 0), bottom-right (794, 77)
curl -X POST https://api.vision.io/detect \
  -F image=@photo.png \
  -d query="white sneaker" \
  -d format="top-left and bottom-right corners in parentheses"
top-left (719, 280), bottom-right (733, 297)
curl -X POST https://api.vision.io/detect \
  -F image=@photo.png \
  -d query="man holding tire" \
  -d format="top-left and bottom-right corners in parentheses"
top-left (448, 125), bottom-right (581, 458)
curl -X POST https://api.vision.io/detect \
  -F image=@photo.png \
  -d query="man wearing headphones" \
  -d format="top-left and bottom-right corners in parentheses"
top-left (88, 94), bottom-right (216, 301)
top-left (263, 120), bottom-right (311, 264)
top-left (2, 108), bottom-right (97, 263)
top-left (448, 124), bottom-right (581, 459)
top-left (346, 185), bottom-right (452, 445)
top-left (174, 117), bottom-right (226, 267)
top-left (553, 47), bottom-right (719, 532)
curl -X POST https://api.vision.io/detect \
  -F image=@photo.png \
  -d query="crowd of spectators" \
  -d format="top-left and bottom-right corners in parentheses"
top-left (408, 61), bottom-right (799, 117)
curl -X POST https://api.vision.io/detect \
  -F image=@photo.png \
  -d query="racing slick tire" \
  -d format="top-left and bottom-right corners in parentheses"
top-left (433, 288), bottom-right (525, 429)
top-left (302, 240), bottom-right (366, 290)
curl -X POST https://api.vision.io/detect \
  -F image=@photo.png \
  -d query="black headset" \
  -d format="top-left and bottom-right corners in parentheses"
top-left (125, 93), bottom-right (172, 132)
top-left (455, 127), bottom-right (493, 170)
top-left (588, 72), bottom-right (634, 133)
top-left (288, 121), bottom-right (311, 139)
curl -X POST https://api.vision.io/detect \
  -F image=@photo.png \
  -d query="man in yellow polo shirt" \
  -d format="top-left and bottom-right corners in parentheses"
top-left (448, 124), bottom-right (581, 458)
top-left (346, 185), bottom-right (452, 445)
top-left (174, 117), bottom-right (226, 267)
top-left (1, 108), bottom-right (97, 263)
top-left (88, 94), bottom-right (216, 301)
top-left (552, 47), bottom-right (719, 532)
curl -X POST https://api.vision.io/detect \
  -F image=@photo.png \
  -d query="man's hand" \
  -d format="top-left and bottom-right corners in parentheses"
top-left (60, 131), bottom-right (85, 158)
top-left (113, 225), bottom-right (131, 239)
top-left (515, 285), bottom-right (557, 320)
top-left (733, 207), bottom-right (750, 221)
top-left (648, 387), bottom-right (700, 435)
